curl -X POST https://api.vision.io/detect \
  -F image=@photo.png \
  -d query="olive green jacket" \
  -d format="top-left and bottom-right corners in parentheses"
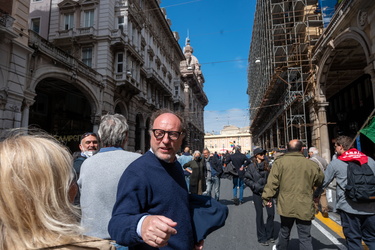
top-left (262, 152), bottom-right (324, 221)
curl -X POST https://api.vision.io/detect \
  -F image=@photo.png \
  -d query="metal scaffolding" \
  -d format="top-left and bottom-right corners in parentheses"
top-left (248, 0), bottom-right (322, 149)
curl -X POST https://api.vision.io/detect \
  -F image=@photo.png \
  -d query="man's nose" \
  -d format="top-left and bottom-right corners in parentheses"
top-left (161, 133), bottom-right (171, 143)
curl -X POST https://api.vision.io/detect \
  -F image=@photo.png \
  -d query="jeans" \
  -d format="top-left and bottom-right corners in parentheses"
top-left (203, 176), bottom-right (220, 200)
top-left (253, 193), bottom-right (274, 243)
top-left (185, 176), bottom-right (190, 192)
top-left (339, 210), bottom-right (375, 250)
top-left (232, 177), bottom-right (244, 201)
top-left (277, 216), bottom-right (312, 250)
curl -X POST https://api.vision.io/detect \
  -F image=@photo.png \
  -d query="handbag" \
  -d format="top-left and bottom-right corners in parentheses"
top-left (223, 161), bottom-right (238, 176)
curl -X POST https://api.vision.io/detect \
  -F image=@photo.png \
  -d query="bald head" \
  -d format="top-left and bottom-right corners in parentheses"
top-left (287, 139), bottom-right (303, 152)
top-left (184, 147), bottom-right (190, 153)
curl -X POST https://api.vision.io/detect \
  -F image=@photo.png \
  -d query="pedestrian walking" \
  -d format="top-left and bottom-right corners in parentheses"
top-left (315, 135), bottom-right (375, 249)
top-left (184, 150), bottom-right (206, 195)
top-left (203, 148), bottom-right (223, 200)
top-left (244, 147), bottom-right (275, 246)
top-left (262, 139), bottom-right (324, 250)
top-left (224, 145), bottom-right (248, 205)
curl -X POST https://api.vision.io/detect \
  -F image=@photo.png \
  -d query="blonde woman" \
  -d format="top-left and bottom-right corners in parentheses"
top-left (0, 132), bottom-right (116, 249)
top-left (183, 150), bottom-right (206, 194)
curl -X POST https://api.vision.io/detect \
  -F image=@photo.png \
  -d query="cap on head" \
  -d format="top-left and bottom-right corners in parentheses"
top-left (253, 148), bottom-right (267, 156)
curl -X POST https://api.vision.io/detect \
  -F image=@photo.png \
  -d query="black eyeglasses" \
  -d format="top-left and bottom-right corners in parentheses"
top-left (81, 132), bottom-right (97, 141)
top-left (151, 129), bottom-right (183, 141)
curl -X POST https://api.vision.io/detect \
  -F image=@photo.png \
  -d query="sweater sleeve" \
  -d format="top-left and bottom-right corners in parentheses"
top-left (108, 166), bottom-right (148, 246)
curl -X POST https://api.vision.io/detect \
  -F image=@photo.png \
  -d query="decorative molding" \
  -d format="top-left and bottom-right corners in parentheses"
top-left (357, 10), bottom-right (367, 30)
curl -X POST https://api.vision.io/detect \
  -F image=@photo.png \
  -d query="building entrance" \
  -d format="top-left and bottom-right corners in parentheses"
top-left (327, 75), bottom-right (375, 158)
top-left (29, 77), bottom-right (94, 153)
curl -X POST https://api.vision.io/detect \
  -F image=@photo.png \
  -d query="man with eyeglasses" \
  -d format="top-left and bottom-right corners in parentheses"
top-left (109, 109), bottom-right (204, 250)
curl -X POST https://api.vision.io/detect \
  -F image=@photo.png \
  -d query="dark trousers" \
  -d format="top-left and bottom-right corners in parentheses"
top-left (339, 210), bottom-right (375, 250)
top-left (276, 216), bottom-right (312, 250)
top-left (253, 193), bottom-right (274, 243)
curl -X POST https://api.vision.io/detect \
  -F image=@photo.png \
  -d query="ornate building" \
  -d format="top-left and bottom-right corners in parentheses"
top-left (180, 38), bottom-right (207, 151)
top-left (248, 0), bottom-right (375, 160)
top-left (204, 125), bottom-right (252, 154)
top-left (0, 0), bottom-right (208, 153)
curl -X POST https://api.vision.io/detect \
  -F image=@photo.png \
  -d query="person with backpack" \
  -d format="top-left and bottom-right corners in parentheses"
top-left (315, 135), bottom-right (375, 249)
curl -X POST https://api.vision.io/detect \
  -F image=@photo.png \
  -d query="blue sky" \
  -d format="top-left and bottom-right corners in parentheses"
top-left (160, 0), bottom-right (256, 134)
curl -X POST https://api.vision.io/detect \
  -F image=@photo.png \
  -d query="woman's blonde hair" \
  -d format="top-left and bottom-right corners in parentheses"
top-left (0, 131), bottom-right (82, 249)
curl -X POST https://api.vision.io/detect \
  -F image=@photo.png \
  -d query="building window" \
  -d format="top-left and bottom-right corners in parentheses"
top-left (31, 18), bottom-right (40, 33)
top-left (82, 47), bottom-right (92, 67)
top-left (118, 16), bottom-right (124, 31)
top-left (116, 53), bottom-right (124, 73)
top-left (174, 86), bottom-right (179, 96)
top-left (64, 13), bottom-right (74, 30)
top-left (84, 10), bottom-right (94, 27)
top-left (33, 0), bottom-right (42, 2)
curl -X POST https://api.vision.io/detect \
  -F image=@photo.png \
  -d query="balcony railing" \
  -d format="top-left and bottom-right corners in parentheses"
top-left (29, 30), bottom-right (103, 85)
top-left (0, 9), bottom-right (15, 28)
top-left (77, 26), bottom-right (96, 35)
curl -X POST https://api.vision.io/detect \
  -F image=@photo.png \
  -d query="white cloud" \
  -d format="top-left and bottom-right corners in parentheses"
top-left (204, 108), bottom-right (250, 134)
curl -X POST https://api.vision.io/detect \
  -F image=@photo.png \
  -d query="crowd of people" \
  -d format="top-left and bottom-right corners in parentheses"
top-left (0, 108), bottom-right (374, 250)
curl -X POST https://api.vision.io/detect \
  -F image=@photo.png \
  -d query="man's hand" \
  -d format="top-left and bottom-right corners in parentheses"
top-left (194, 240), bottom-right (204, 249)
top-left (141, 215), bottom-right (177, 248)
top-left (263, 200), bottom-right (272, 208)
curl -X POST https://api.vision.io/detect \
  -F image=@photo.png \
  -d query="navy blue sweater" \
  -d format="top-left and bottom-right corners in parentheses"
top-left (108, 151), bottom-right (194, 249)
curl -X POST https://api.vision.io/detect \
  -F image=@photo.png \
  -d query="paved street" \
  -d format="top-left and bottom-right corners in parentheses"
top-left (203, 178), bottom-right (347, 250)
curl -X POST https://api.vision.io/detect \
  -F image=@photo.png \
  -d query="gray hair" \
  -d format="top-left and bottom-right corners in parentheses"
top-left (308, 147), bottom-right (319, 155)
top-left (234, 145), bottom-right (241, 152)
top-left (193, 150), bottom-right (201, 157)
top-left (335, 135), bottom-right (353, 151)
top-left (98, 114), bottom-right (129, 148)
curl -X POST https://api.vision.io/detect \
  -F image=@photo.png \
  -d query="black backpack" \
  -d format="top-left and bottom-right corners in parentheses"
top-left (345, 161), bottom-right (375, 203)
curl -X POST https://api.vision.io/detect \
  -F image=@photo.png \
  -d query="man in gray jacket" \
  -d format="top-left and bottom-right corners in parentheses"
top-left (308, 147), bottom-right (329, 217)
top-left (316, 135), bottom-right (375, 249)
top-left (78, 114), bottom-right (141, 239)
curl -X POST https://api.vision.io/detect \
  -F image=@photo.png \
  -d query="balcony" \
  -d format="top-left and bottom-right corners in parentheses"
top-left (76, 26), bottom-right (96, 37)
top-left (145, 67), bottom-right (173, 95)
top-left (0, 9), bottom-right (17, 38)
top-left (115, 72), bottom-right (141, 93)
top-left (29, 30), bottom-right (103, 86)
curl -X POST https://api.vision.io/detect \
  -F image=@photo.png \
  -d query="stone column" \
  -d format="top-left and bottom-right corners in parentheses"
top-left (270, 126), bottom-right (274, 149)
top-left (91, 114), bottom-right (101, 133)
top-left (21, 99), bottom-right (35, 128)
top-left (140, 124), bottom-right (145, 153)
top-left (317, 101), bottom-right (330, 162)
top-left (276, 119), bottom-right (280, 148)
top-left (364, 64), bottom-right (375, 107)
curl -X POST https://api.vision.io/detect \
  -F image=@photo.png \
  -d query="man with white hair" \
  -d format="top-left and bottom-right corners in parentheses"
top-left (78, 114), bottom-right (141, 238)
top-left (308, 147), bottom-right (329, 217)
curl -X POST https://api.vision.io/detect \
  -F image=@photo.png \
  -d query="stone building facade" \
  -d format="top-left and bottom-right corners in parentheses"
top-left (0, 0), bottom-right (207, 153)
top-left (204, 125), bottom-right (252, 154)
